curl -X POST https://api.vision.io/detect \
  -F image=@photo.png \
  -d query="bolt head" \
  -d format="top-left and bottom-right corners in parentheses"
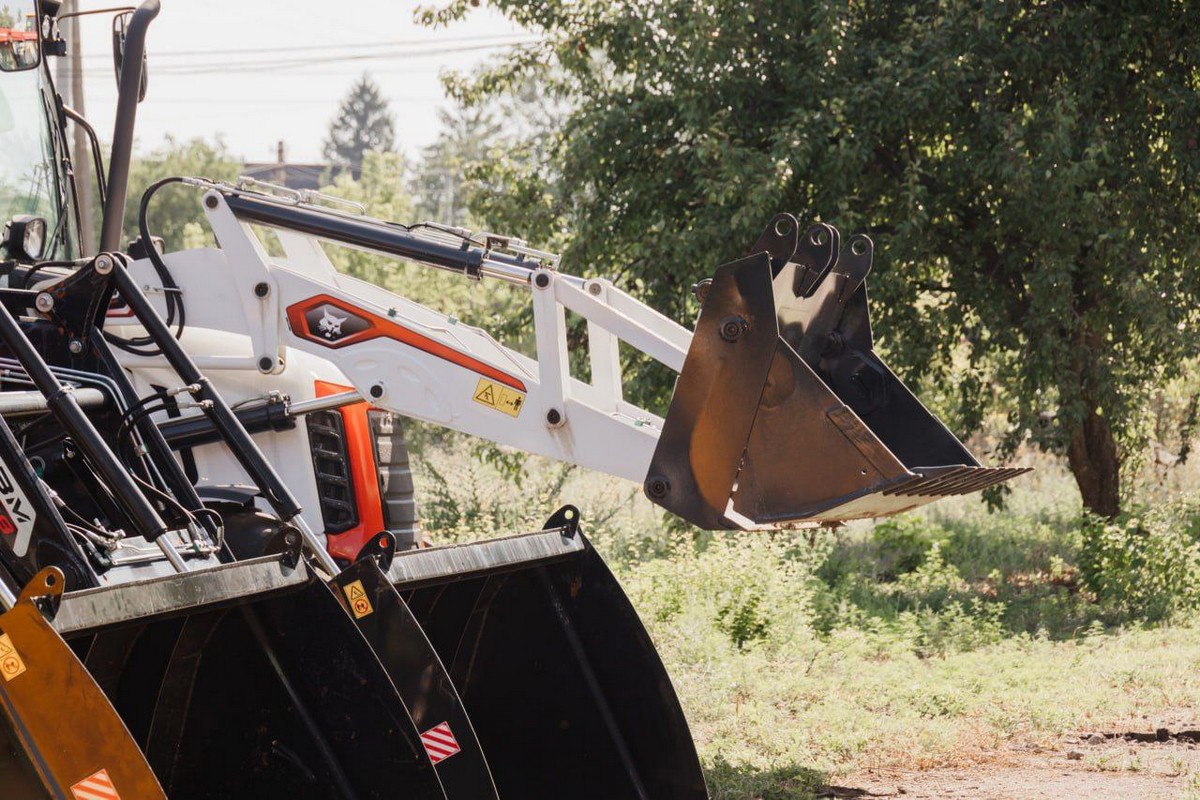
top-left (719, 315), bottom-right (749, 343)
top-left (205, 195), bottom-right (219, 209)
top-left (257, 356), bottom-right (274, 373)
top-left (369, 383), bottom-right (385, 399)
top-left (34, 293), bottom-right (53, 313)
top-left (645, 476), bottom-right (671, 500)
top-left (94, 254), bottom-right (114, 274)
top-left (253, 282), bottom-right (270, 298)
top-left (588, 282), bottom-right (602, 296)
top-left (534, 272), bottom-right (551, 289)
top-left (545, 408), bottom-right (563, 426)
top-left (68, 339), bottom-right (85, 355)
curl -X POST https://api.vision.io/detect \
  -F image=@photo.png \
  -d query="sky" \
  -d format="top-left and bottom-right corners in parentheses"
top-left (66, 0), bottom-right (535, 163)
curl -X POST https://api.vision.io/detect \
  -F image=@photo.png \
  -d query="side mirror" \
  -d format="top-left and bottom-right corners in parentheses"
top-left (112, 11), bottom-right (147, 102)
top-left (0, 0), bottom-right (41, 72)
top-left (3, 215), bottom-right (47, 261)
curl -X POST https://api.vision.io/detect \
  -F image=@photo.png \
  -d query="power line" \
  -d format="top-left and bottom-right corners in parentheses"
top-left (75, 33), bottom-right (538, 60)
top-left (151, 42), bottom-right (537, 75)
top-left (82, 96), bottom-right (446, 105)
top-left (55, 40), bottom-right (537, 78)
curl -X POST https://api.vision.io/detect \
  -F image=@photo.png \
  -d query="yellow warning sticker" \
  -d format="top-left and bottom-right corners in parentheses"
top-left (0, 633), bottom-right (26, 681)
top-left (343, 580), bottom-right (373, 619)
top-left (473, 378), bottom-right (525, 418)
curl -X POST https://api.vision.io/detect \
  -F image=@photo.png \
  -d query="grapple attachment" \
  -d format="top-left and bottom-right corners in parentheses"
top-left (648, 214), bottom-right (1029, 529)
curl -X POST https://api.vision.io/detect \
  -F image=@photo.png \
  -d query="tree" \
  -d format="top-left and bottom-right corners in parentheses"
top-left (323, 74), bottom-right (397, 179)
top-left (429, 1), bottom-right (1200, 518)
top-left (412, 104), bottom-right (503, 226)
top-left (319, 151), bottom-right (413, 286)
top-left (121, 136), bottom-right (240, 251)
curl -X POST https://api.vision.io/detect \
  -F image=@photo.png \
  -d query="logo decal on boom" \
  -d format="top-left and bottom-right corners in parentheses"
top-left (286, 295), bottom-right (528, 392)
top-left (317, 307), bottom-right (349, 340)
top-left (0, 458), bottom-right (36, 557)
top-left (302, 303), bottom-right (370, 344)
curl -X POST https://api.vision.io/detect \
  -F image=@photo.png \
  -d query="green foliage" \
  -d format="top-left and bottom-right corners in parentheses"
top-left (323, 74), bottom-right (397, 178)
top-left (413, 104), bottom-right (504, 226)
top-left (622, 532), bottom-right (822, 653)
top-left (408, 431), bottom-right (1200, 793)
top-left (435, 1), bottom-right (1200, 516)
top-left (318, 151), bottom-right (414, 286)
top-left (870, 516), bottom-right (946, 578)
top-left (122, 136), bottom-right (240, 251)
top-left (418, 454), bottom-right (575, 539)
top-left (1079, 500), bottom-right (1200, 622)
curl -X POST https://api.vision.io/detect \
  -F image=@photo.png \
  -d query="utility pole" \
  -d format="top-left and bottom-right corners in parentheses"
top-left (53, 1), bottom-right (69, 89)
top-left (275, 140), bottom-right (286, 186)
top-left (67, 0), bottom-right (95, 254)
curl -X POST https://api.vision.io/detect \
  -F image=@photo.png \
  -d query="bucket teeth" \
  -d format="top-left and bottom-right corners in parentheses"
top-left (883, 466), bottom-right (1033, 498)
top-left (648, 214), bottom-right (1029, 529)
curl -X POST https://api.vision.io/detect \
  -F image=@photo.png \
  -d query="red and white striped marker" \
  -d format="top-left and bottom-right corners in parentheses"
top-left (70, 768), bottom-right (121, 800)
top-left (419, 722), bottom-right (462, 765)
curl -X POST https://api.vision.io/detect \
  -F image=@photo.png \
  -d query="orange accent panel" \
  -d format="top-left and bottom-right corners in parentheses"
top-left (286, 294), bottom-right (526, 392)
top-left (314, 380), bottom-right (387, 562)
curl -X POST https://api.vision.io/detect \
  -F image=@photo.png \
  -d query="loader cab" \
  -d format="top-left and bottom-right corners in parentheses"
top-left (0, 0), bottom-right (79, 264)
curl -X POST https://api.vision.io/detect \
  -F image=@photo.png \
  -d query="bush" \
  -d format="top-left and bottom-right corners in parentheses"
top-left (1078, 500), bottom-right (1200, 622)
top-left (871, 516), bottom-right (948, 578)
top-left (621, 533), bottom-right (825, 654)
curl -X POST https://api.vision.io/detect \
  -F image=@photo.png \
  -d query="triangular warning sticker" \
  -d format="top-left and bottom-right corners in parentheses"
top-left (0, 634), bottom-right (24, 682)
top-left (474, 384), bottom-right (496, 406)
top-left (342, 580), bottom-right (374, 619)
top-left (71, 768), bottom-right (121, 800)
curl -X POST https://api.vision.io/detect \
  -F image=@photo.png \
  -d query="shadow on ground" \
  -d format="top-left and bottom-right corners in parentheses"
top-left (704, 758), bottom-right (830, 799)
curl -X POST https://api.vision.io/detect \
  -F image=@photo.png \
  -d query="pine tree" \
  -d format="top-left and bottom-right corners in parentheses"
top-left (414, 104), bottom-right (502, 226)
top-left (323, 74), bottom-right (397, 179)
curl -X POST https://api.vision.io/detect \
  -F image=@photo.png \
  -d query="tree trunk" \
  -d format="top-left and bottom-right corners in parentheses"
top-left (1065, 404), bottom-right (1121, 519)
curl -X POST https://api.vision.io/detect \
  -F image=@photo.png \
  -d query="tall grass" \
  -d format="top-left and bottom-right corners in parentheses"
top-left (411, 434), bottom-right (1200, 794)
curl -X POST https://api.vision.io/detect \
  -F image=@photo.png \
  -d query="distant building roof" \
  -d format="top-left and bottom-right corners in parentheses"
top-left (240, 162), bottom-right (333, 192)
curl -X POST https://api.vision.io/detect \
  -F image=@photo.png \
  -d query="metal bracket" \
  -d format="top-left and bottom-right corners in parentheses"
top-left (17, 567), bottom-right (65, 621)
top-left (745, 212), bottom-right (800, 275)
top-left (353, 531), bottom-right (397, 574)
top-left (36, 253), bottom-right (119, 350)
top-left (541, 504), bottom-right (582, 538)
top-left (269, 524), bottom-right (304, 570)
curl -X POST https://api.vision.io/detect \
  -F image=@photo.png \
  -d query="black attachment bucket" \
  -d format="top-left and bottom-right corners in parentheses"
top-left (0, 568), bottom-right (166, 800)
top-left (385, 506), bottom-right (709, 800)
top-left (328, 539), bottom-right (499, 799)
top-left (647, 214), bottom-right (1030, 529)
top-left (50, 555), bottom-right (449, 800)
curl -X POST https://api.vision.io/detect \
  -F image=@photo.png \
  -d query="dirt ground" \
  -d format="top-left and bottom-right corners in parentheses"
top-left (824, 725), bottom-right (1200, 799)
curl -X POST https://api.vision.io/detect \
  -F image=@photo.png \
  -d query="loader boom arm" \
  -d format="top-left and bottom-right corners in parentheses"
top-left (136, 184), bottom-right (686, 486)
top-left (112, 181), bottom-right (1026, 529)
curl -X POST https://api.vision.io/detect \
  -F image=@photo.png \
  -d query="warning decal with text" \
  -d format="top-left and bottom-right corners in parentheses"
top-left (343, 580), bottom-right (374, 619)
top-left (473, 378), bottom-right (525, 418)
top-left (0, 633), bottom-right (26, 681)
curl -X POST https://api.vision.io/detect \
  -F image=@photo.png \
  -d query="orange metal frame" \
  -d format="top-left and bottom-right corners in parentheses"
top-left (314, 380), bottom-right (387, 562)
